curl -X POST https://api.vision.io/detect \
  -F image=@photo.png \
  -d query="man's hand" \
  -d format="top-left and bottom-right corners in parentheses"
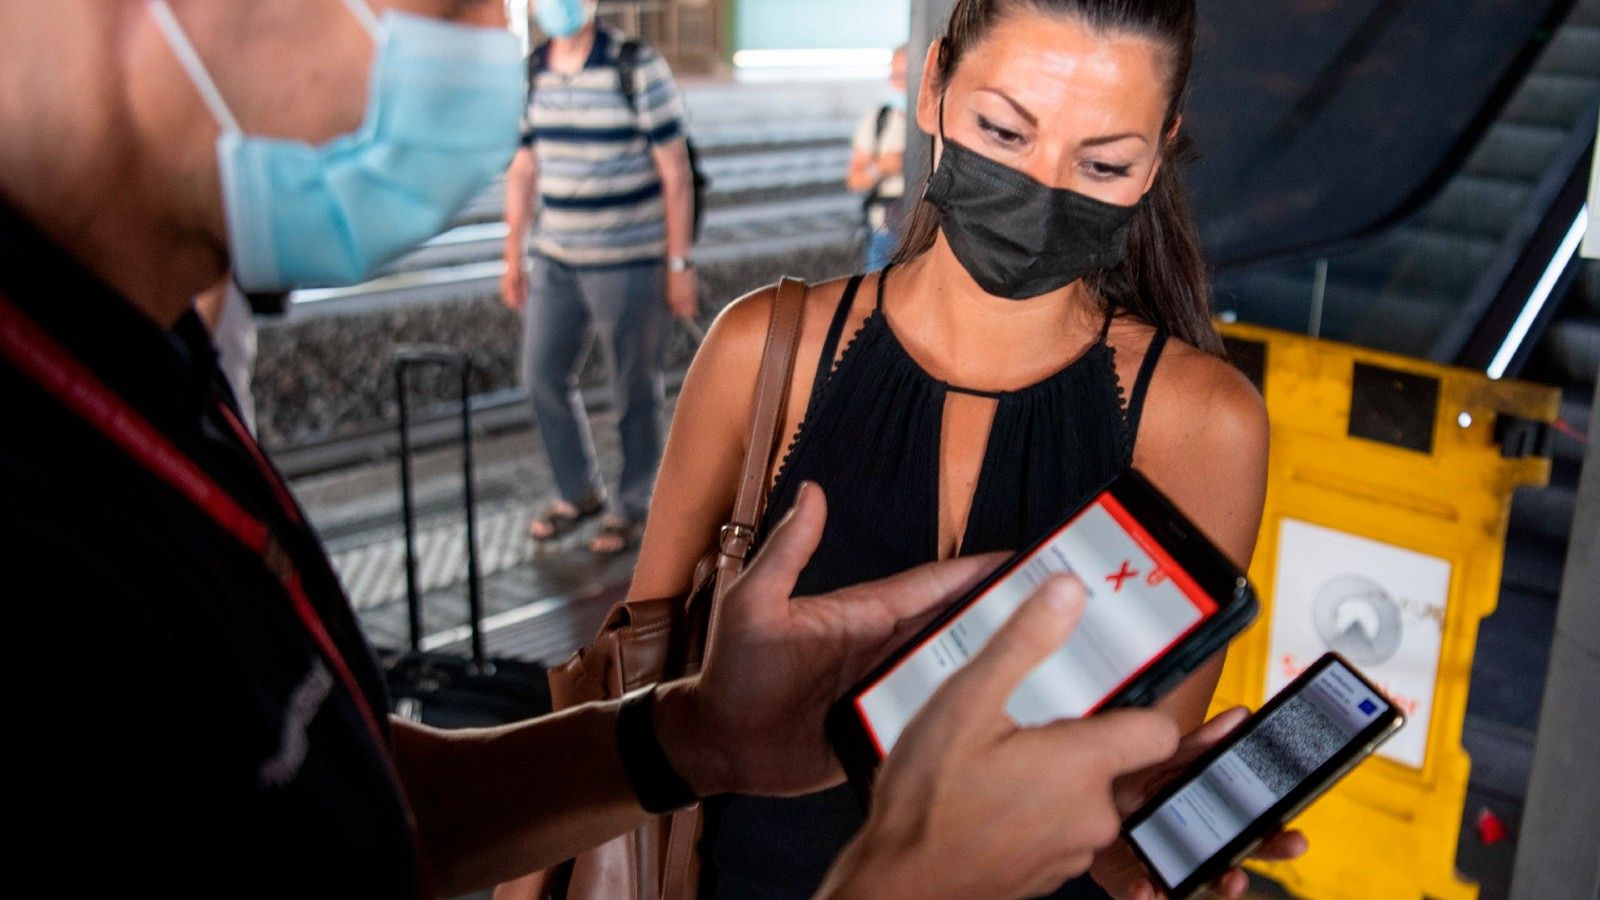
top-left (1090, 707), bottom-right (1310, 899)
top-left (819, 575), bottom-right (1182, 900)
top-left (501, 255), bottom-right (529, 312)
top-left (655, 482), bottom-right (1004, 798)
top-left (501, 147), bottom-right (537, 313)
top-left (667, 267), bottom-right (699, 319)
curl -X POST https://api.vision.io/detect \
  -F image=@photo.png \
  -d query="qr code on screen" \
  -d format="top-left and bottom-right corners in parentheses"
top-left (1234, 695), bottom-right (1348, 795)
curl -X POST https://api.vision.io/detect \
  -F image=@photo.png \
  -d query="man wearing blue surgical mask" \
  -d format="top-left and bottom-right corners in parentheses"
top-left (0, 2), bottom-right (1201, 897)
top-left (502, 0), bottom-right (697, 556)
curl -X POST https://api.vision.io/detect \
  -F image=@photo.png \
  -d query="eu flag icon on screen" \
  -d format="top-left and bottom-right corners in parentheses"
top-left (1358, 699), bottom-right (1379, 717)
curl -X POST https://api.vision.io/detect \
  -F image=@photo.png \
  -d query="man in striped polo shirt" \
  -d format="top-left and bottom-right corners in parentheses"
top-left (501, 0), bottom-right (696, 554)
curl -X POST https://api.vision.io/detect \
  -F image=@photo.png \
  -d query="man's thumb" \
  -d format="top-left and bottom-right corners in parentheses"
top-left (735, 481), bottom-right (827, 603)
top-left (940, 576), bottom-right (1085, 716)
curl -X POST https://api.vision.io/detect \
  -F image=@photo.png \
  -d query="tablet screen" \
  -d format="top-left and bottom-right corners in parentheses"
top-left (853, 492), bottom-right (1219, 756)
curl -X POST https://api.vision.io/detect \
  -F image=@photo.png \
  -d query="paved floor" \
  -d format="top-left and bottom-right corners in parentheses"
top-left (294, 395), bottom-right (667, 662)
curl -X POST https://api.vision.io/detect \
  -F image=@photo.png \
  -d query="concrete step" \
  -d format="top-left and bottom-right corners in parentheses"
top-left (1463, 122), bottom-right (1571, 182)
top-left (1570, 0), bottom-right (1600, 28)
top-left (1539, 319), bottom-right (1600, 387)
top-left (700, 145), bottom-right (854, 193)
top-left (693, 121), bottom-right (856, 154)
top-left (1334, 225), bottom-right (1502, 300)
top-left (1216, 268), bottom-right (1460, 357)
top-left (1335, 291), bottom-right (1462, 358)
top-left (1501, 71), bottom-right (1600, 130)
top-left (1536, 24), bottom-right (1600, 79)
top-left (1416, 174), bottom-right (1536, 243)
top-left (370, 193), bottom-right (862, 280)
top-left (680, 79), bottom-right (885, 129)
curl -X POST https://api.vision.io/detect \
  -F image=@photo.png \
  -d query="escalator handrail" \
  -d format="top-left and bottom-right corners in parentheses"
top-left (1447, 132), bottom-right (1595, 374)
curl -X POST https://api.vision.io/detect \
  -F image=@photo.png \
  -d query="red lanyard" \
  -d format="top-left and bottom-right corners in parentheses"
top-left (0, 290), bottom-right (433, 893)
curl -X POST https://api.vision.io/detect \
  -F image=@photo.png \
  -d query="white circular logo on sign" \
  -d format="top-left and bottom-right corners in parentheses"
top-left (1312, 573), bottom-right (1404, 665)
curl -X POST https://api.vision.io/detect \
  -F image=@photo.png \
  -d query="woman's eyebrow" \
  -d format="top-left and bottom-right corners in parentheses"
top-left (975, 88), bottom-right (1151, 148)
top-left (977, 87), bottom-right (1038, 127)
top-left (1081, 132), bottom-right (1150, 147)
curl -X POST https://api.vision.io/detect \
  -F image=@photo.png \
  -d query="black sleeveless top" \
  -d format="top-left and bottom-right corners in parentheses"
top-left (705, 269), bottom-right (1168, 899)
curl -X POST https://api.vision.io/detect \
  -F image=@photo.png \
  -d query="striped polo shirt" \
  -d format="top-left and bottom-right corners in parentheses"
top-left (521, 26), bottom-right (685, 268)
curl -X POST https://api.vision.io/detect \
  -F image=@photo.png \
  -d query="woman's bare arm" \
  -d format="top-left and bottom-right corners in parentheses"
top-left (629, 276), bottom-right (853, 600)
top-left (629, 287), bottom-right (775, 599)
top-left (1130, 340), bottom-right (1270, 731)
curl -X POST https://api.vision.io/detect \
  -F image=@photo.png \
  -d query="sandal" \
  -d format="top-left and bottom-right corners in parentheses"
top-left (528, 495), bottom-right (604, 542)
top-left (588, 515), bottom-right (640, 556)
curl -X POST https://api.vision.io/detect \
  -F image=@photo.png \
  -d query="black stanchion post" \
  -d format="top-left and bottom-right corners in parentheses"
top-left (396, 360), bottom-right (424, 653)
top-left (459, 356), bottom-right (487, 672)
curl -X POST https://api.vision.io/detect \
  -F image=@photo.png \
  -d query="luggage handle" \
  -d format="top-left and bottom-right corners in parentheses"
top-left (393, 345), bottom-right (487, 670)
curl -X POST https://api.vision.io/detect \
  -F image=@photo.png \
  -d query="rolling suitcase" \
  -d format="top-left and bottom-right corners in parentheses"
top-left (379, 345), bottom-right (551, 728)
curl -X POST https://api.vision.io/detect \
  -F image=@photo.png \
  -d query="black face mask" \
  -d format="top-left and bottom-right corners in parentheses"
top-left (924, 113), bottom-right (1141, 300)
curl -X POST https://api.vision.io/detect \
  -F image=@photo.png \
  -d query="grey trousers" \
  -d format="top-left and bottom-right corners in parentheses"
top-left (523, 253), bottom-right (668, 520)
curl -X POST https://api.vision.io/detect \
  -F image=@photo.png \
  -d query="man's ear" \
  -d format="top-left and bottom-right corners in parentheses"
top-left (1143, 115), bottom-right (1182, 194)
top-left (914, 39), bottom-right (944, 138)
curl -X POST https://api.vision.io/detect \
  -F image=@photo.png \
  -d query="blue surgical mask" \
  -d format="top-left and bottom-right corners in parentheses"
top-left (535, 0), bottom-right (591, 39)
top-left (149, 0), bottom-right (523, 292)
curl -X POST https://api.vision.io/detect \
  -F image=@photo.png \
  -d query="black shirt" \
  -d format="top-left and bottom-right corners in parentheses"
top-left (708, 271), bottom-right (1167, 900)
top-left (0, 204), bottom-right (421, 895)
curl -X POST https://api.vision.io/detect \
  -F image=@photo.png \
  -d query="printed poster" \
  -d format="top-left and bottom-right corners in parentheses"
top-left (1267, 519), bottom-right (1452, 768)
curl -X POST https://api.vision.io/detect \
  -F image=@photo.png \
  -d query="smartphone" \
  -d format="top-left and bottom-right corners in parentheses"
top-left (826, 470), bottom-right (1258, 793)
top-left (1121, 652), bottom-right (1405, 899)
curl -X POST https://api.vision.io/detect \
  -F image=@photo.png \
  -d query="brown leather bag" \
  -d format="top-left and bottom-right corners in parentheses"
top-left (495, 277), bottom-right (810, 900)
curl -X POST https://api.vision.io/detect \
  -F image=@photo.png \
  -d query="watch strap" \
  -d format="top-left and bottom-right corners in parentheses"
top-left (617, 686), bottom-right (698, 814)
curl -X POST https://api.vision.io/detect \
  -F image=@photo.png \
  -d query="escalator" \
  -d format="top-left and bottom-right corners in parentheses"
top-left (1209, 0), bottom-right (1597, 363)
top-left (1180, 3), bottom-right (1597, 894)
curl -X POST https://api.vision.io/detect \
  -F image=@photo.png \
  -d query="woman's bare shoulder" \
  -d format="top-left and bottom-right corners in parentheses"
top-left (700, 275), bottom-right (858, 373)
top-left (1106, 320), bottom-right (1265, 447)
top-left (1131, 330), bottom-right (1267, 465)
top-left (1163, 340), bottom-right (1264, 431)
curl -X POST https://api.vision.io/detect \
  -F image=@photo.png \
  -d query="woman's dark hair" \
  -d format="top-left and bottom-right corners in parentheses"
top-left (895, 0), bottom-right (1223, 356)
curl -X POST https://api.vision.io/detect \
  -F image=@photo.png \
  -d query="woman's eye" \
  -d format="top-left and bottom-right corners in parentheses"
top-left (1086, 161), bottom-right (1135, 180)
top-left (977, 116), bottom-right (1025, 147)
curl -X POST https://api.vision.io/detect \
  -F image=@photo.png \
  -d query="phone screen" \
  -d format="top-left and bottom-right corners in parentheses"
top-left (1127, 660), bottom-right (1394, 889)
top-left (852, 491), bottom-right (1219, 757)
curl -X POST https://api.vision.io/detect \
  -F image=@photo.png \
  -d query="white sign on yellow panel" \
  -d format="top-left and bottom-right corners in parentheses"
top-left (1267, 519), bottom-right (1451, 769)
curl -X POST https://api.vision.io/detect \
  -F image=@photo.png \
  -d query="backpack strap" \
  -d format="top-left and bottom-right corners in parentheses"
top-left (615, 38), bottom-right (642, 114)
top-left (525, 40), bottom-right (551, 103)
top-left (873, 103), bottom-right (893, 147)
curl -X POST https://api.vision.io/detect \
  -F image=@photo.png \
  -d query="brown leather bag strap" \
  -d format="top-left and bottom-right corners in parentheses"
top-left (661, 278), bottom-right (807, 900)
top-left (713, 276), bottom-right (808, 581)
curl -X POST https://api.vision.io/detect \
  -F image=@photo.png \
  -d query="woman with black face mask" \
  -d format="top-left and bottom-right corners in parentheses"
top-left (628, 1), bottom-right (1270, 897)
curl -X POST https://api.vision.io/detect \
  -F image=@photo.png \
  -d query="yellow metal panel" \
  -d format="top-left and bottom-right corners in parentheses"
top-left (1209, 322), bottom-right (1559, 900)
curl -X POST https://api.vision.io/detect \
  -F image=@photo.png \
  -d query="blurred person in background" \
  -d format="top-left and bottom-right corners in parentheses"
top-left (501, 0), bottom-right (697, 556)
top-left (846, 45), bottom-right (909, 272)
top-left (194, 277), bottom-right (260, 434)
top-left (629, 0), bottom-right (1272, 897)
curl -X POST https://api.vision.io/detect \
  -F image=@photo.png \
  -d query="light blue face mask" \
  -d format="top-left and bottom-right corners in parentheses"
top-left (149, 0), bottom-right (524, 292)
top-left (535, 0), bottom-right (592, 39)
